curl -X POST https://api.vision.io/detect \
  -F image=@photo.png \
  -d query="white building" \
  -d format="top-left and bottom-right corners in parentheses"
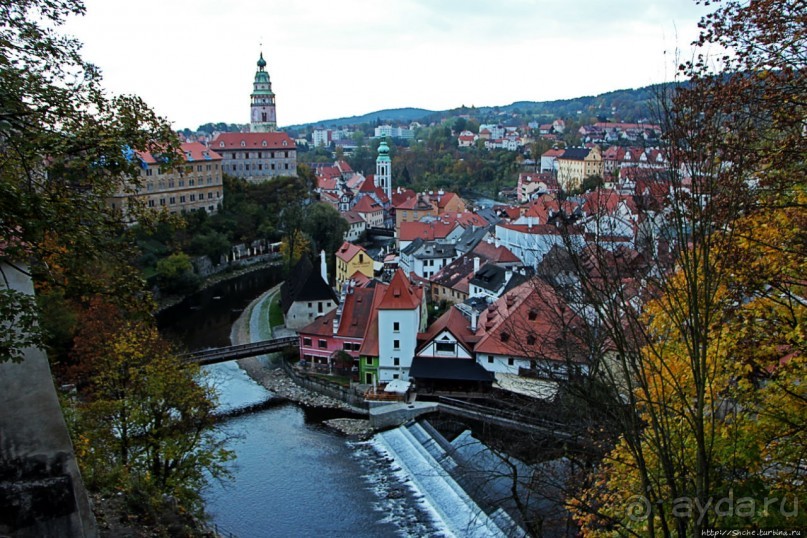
top-left (376, 270), bottom-right (424, 382)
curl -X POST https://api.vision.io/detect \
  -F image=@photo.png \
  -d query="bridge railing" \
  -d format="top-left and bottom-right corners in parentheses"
top-left (180, 336), bottom-right (299, 363)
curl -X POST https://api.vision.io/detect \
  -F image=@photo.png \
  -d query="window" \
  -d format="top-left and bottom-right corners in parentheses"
top-left (318, 339), bottom-right (327, 349)
top-left (393, 340), bottom-right (400, 350)
top-left (487, 356), bottom-right (494, 364)
top-left (366, 357), bottom-right (372, 365)
top-left (208, 192), bottom-right (213, 199)
top-left (189, 194), bottom-right (195, 202)
top-left (148, 200), bottom-right (155, 207)
top-left (435, 342), bottom-right (455, 354)
top-left (393, 358), bottom-right (400, 366)
top-left (507, 358), bottom-right (515, 366)
top-left (393, 322), bottom-right (400, 332)
top-left (303, 337), bottom-right (312, 346)
top-left (169, 197), bottom-right (176, 204)
top-left (189, 179), bottom-right (195, 186)
top-left (318, 302), bottom-right (323, 313)
top-left (393, 374), bottom-right (399, 379)
top-left (159, 198), bottom-right (165, 206)
top-left (180, 195), bottom-right (186, 203)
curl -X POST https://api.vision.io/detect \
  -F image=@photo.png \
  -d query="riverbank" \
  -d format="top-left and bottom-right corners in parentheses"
top-left (229, 284), bottom-right (375, 438)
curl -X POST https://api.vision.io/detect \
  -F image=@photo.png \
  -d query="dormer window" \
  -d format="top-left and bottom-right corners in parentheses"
top-left (219, 142), bottom-right (224, 148)
top-left (262, 140), bottom-right (267, 147)
top-left (282, 140), bottom-right (288, 146)
top-left (240, 141), bottom-right (246, 147)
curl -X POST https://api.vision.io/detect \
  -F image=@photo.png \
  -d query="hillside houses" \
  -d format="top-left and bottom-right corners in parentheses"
top-left (293, 158), bottom-right (688, 394)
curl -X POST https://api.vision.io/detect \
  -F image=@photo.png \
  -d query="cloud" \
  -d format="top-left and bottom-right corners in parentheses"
top-left (65, 0), bottom-right (710, 128)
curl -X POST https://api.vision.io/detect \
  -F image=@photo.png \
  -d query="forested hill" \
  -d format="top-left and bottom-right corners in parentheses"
top-left (286, 83), bottom-right (670, 130)
top-left (287, 107), bottom-right (436, 130)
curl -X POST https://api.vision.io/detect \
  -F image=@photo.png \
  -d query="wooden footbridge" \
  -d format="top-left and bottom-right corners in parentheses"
top-left (181, 336), bottom-right (298, 366)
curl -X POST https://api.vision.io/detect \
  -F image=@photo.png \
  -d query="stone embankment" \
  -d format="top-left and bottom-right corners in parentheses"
top-left (231, 285), bottom-right (374, 437)
top-left (322, 418), bottom-right (375, 440)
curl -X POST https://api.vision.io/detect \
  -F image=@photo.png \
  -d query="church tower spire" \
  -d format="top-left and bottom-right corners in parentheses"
top-left (250, 51), bottom-right (277, 132)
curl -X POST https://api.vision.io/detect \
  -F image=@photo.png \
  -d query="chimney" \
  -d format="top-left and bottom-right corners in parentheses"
top-left (474, 256), bottom-right (480, 274)
top-left (320, 249), bottom-right (328, 284)
top-left (471, 310), bottom-right (479, 333)
top-left (494, 236), bottom-right (500, 249)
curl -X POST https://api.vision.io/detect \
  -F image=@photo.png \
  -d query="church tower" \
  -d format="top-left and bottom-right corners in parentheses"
top-left (250, 52), bottom-right (277, 132)
top-left (375, 140), bottom-right (392, 201)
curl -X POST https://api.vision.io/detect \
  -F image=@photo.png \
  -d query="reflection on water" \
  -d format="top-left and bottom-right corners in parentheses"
top-left (157, 267), bottom-right (282, 350)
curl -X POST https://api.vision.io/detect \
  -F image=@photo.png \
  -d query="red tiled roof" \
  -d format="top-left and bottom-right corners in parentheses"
top-left (473, 280), bottom-right (584, 362)
top-left (297, 309), bottom-right (338, 338)
top-left (358, 284), bottom-right (388, 357)
top-left (391, 188), bottom-right (417, 207)
top-left (348, 271), bottom-right (373, 287)
top-left (211, 132), bottom-right (296, 150)
top-left (335, 241), bottom-right (367, 262)
top-left (541, 148), bottom-right (565, 158)
top-left (359, 176), bottom-right (377, 193)
top-left (471, 241), bottom-right (520, 264)
top-left (317, 176), bottom-right (339, 191)
top-left (352, 196), bottom-right (382, 214)
top-left (137, 142), bottom-right (222, 164)
top-left (341, 210), bottom-right (364, 224)
top-left (417, 307), bottom-right (481, 353)
top-left (583, 188), bottom-right (637, 215)
top-left (378, 269), bottom-right (420, 310)
top-left (337, 287), bottom-right (376, 339)
top-left (398, 220), bottom-right (459, 242)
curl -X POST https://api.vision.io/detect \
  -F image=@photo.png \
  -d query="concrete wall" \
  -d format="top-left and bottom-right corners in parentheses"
top-left (0, 262), bottom-right (97, 537)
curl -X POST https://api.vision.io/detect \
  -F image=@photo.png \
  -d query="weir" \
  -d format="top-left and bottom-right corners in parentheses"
top-left (375, 422), bottom-right (526, 537)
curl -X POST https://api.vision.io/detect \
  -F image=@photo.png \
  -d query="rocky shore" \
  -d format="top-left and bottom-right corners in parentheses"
top-left (230, 286), bottom-right (374, 438)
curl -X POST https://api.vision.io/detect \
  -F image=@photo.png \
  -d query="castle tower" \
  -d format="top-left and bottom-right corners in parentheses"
top-left (375, 140), bottom-right (392, 201)
top-left (250, 52), bottom-right (277, 132)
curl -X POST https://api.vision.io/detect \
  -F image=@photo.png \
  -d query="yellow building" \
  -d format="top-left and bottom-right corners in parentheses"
top-left (335, 241), bottom-right (374, 291)
top-left (109, 142), bottom-right (223, 219)
top-left (557, 146), bottom-right (603, 191)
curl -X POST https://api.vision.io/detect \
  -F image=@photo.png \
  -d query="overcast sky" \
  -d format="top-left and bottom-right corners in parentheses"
top-left (64, 1), bottom-right (711, 130)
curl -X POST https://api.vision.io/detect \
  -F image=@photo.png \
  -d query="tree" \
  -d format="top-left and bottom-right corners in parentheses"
top-left (561, 1), bottom-right (807, 535)
top-left (70, 300), bottom-right (231, 513)
top-left (155, 252), bottom-right (198, 294)
top-left (188, 231), bottom-right (230, 266)
top-left (303, 202), bottom-right (349, 257)
top-left (279, 230), bottom-right (310, 272)
top-left (0, 0), bottom-right (178, 361)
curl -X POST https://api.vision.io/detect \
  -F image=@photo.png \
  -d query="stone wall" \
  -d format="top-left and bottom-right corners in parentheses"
top-left (0, 262), bottom-right (97, 537)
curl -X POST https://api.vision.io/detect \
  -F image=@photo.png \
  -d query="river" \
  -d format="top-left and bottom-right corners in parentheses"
top-left (158, 269), bottom-right (444, 537)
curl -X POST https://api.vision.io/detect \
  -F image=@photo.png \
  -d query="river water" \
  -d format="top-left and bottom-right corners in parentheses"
top-left (158, 269), bottom-right (443, 537)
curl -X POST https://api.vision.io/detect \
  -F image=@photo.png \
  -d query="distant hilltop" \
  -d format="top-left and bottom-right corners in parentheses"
top-left (184, 82), bottom-right (675, 133)
top-left (283, 83), bottom-right (670, 130)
